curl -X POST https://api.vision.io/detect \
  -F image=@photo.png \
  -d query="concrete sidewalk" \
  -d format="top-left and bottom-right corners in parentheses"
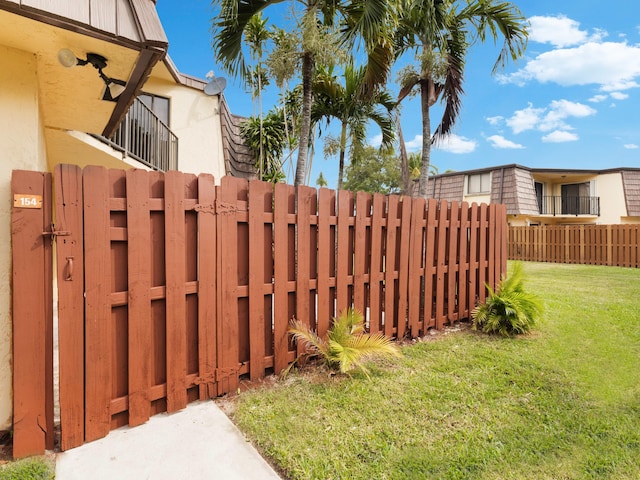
top-left (55, 401), bottom-right (281, 480)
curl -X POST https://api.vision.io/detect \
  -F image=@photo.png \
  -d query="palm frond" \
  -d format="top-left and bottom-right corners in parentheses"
top-left (289, 318), bottom-right (328, 356)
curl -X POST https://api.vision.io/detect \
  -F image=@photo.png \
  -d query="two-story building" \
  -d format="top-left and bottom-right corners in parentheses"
top-left (427, 164), bottom-right (640, 226)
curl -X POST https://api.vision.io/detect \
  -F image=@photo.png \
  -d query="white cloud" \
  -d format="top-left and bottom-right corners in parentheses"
top-left (405, 135), bottom-right (423, 151)
top-left (486, 115), bottom-right (504, 126)
top-left (369, 133), bottom-right (383, 147)
top-left (528, 15), bottom-right (605, 47)
top-left (610, 91), bottom-right (629, 100)
top-left (504, 100), bottom-right (595, 135)
top-left (434, 134), bottom-right (477, 154)
top-left (542, 130), bottom-right (579, 143)
top-left (539, 99), bottom-right (596, 131)
top-left (486, 135), bottom-right (525, 149)
top-left (589, 94), bottom-right (608, 103)
top-left (505, 104), bottom-right (544, 134)
top-left (500, 41), bottom-right (640, 92)
top-left (624, 143), bottom-right (639, 149)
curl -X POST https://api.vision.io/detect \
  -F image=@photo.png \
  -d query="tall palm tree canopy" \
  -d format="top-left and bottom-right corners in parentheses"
top-left (312, 64), bottom-right (395, 190)
top-left (211, 0), bottom-right (397, 186)
top-left (394, 0), bottom-right (528, 196)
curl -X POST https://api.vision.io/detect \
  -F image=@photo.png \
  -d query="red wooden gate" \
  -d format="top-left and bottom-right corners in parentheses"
top-left (11, 164), bottom-right (508, 456)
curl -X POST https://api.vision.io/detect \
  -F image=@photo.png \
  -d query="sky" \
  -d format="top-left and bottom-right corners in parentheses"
top-left (156, 1), bottom-right (640, 189)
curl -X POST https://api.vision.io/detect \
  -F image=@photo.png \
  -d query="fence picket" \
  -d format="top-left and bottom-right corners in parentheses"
top-left (448, 202), bottom-right (460, 322)
top-left (316, 188), bottom-right (335, 338)
top-left (196, 175), bottom-right (217, 400)
top-left (164, 171), bottom-right (188, 411)
top-left (83, 166), bottom-right (113, 441)
top-left (368, 194), bottom-right (385, 334)
top-left (54, 165), bottom-right (85, 450)
top-left (407, 197), bottom-right (425, 337)
top-left (125, 169), bottom-right (153, 426)
top-left (384, 196), bottom-right (399, 338)
top-left (248, 181), bottom-right (270, 379)
top-left (396, 197), bottom-right (413, 338)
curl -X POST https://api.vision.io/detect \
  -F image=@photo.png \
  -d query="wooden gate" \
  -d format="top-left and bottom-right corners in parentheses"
top-left (53, 164), bottom-right (238, 451)
top-left (11, 164), bottom-right (508, 456)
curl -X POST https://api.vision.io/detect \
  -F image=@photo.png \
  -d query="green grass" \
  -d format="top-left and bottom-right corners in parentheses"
top-left (229, 262), bottom-right (640, 480)
top-left (0, 457), bottom-right (54, 480)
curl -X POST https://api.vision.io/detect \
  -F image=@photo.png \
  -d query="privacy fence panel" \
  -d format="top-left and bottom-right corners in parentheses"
top-left (508, 225), bottom-right (639, 268)
top-left (13, 165), bottom-right (506, 455)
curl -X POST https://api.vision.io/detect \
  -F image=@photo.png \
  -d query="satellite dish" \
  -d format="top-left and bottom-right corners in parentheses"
top-left (204, 76), bottom-right (227, 96)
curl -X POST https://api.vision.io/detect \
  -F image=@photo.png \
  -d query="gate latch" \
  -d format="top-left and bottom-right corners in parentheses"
top-left (42, 224), bottom-right (71, 242)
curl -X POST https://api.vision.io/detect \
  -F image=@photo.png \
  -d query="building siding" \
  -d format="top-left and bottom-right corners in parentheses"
top-left (427, 175), bottom-right (464, 202)
top-left (622, 170), bottom-right (640, 216)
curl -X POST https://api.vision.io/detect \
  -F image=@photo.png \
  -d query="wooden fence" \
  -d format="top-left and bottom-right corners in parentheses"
top-left (12, 165), bottom-right (507, 455)
top-left (508, 225), bottom-right (640, 268)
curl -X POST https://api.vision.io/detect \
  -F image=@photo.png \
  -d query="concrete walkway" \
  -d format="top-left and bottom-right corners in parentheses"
top-left (55, 401), bottom-right (281, 480)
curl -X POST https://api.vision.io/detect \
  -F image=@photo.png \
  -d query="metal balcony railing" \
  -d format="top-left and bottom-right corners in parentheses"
top-left (95, 98), bottom-right (178, 172)
top-left (538, 196), bottom-right (600, 216)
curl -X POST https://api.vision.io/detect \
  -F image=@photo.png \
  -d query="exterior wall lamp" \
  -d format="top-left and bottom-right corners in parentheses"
top-left (57, 49), bottom-right (127, 102)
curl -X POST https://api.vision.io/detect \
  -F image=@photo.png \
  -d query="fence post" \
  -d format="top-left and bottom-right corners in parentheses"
top-left (11, 170), bottom-right (54, 458)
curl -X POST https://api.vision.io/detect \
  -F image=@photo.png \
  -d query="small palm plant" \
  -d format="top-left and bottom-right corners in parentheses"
top-left (289, 308), bottom-right (401, 377)
top-left (472, 262), bottom-right (543, 337)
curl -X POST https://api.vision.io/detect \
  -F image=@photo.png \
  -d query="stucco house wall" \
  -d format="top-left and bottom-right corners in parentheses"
top-left (0, 44), bottom-right (49, 429)
top-left (142, 72), bottom-right (226, 179)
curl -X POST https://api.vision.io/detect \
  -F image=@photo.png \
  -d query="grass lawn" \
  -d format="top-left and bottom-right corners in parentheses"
top-left (0, 457), bottom-right (54, 480)
top-left (227, 262), bottom-right (640, 480)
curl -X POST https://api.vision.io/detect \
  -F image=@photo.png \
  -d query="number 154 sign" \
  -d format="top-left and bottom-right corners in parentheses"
top-left (14, 194), bottom-right (43, 209)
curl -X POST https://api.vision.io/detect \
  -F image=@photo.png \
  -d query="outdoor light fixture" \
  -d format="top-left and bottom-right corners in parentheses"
top-left (57, 48), bottom-right (127, 101)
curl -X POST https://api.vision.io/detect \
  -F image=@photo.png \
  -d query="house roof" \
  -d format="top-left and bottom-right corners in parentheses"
top-left (430, 163), bottom-right (640, 179)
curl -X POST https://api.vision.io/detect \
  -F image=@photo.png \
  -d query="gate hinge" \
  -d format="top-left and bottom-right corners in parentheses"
top-left (193, 367), bottom-right (238, 386)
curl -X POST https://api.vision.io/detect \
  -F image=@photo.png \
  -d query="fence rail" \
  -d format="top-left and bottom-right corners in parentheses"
top-left (508, 225), bottom-right (640, 268)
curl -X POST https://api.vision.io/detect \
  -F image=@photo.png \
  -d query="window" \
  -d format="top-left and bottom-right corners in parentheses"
top-left (535, 181), bottom-right (543, 212)
top-left (467, 172), bottom-right (491, 194)
top-left (138, 93), bottom-right (170, 126)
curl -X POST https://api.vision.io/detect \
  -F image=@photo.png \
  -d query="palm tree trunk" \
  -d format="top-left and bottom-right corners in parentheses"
top-left (396, 110), bottom-right (410, 195)
top-left (294, 51), bottom-right (314, 186)
top-left (337, 122), bottom-right (348, 191)
top-left (418, 79), bottom-right (431, 197)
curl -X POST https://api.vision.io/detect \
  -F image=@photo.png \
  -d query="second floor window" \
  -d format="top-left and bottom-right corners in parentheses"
top-left (467, 172), bottom-right (491, 194)
top-left (138, 93), bottom-right (170, 126)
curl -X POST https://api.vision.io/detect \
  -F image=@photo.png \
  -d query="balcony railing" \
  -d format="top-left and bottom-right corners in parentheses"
top-left (95, 98), bottom-right (178, 172)
top-left (539, 196), bottom-right (600, 216)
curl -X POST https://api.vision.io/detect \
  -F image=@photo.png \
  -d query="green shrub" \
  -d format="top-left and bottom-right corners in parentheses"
top-left (472, 262), bottom-right (543, 336)
top-left (0, 457), bottom-right (54, 480)
top-left (289, 307), bottom-right (402, 377)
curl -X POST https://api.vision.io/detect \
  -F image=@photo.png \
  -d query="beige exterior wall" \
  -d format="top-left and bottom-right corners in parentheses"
top-left (0, 45), bottom-right (49, 429)
top-left (597, 173), bottom-right (629, 224)
top-left (463, 193), bottom-right (492, 205)
top-left (142, 77), bottom-right (226, 179)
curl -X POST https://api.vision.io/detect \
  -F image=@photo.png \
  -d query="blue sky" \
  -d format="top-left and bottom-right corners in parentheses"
top-left (157, 1), bottom-right (640, 188)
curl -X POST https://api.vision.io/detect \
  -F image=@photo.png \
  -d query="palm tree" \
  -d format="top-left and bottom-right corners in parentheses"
top-left (244, 14), bottom-right (271, 178)
top-left (395, 0), bottom-right (528, 196)
top-left (240, 109), bottom-right (288, 183)
top-left (312, 64), bottom-right (395, 191)
top-left (289, 307), bottom-right (401, 377)
top-left (212, 0), bottom-right (397, 186)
